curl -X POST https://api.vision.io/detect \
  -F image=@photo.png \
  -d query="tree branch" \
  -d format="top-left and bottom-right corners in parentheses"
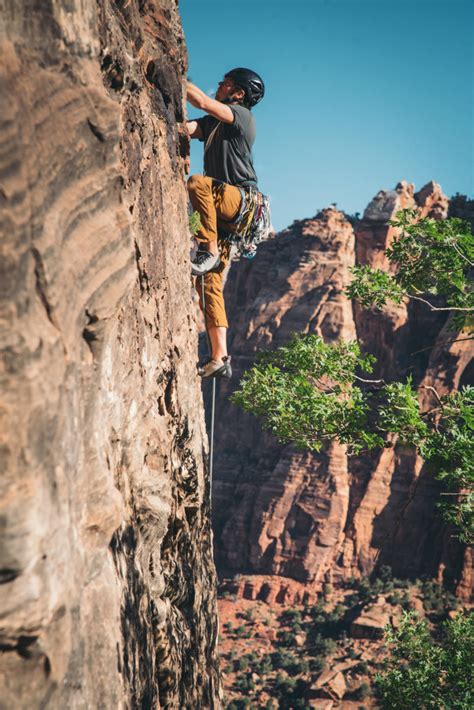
top-left (451, 241), bottom-right (474, 267)
top-left (354, 375), bottom-right (385, 384)
top-left (407, 294), bottom-right (474, 312)
top-left (419, 385), bottom-right (443, 407)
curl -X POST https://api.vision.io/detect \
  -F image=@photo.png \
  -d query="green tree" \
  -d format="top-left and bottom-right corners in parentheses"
top-left (346, 209), bottom-right (474, 330)
top-left (375, 611), bottom-right (474, 709)
top-left (232, 335), bottom-right (473, 541)
top-left (232, 210), bottom-right (474, 541)
top-left (231, 335), bottom-right (384, 454)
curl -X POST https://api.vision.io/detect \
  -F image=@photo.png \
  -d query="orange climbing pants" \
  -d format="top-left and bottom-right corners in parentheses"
top-left (187, 174), bottom-right (242, 329)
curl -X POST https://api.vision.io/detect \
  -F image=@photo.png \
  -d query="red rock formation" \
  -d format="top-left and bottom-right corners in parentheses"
top-left (212, 208), bottom-right (356, 589)
top-left (0, 1), bottom-right (220, 707)
top-left (350, 596), bottom-right (399, 640)
top-left (220, 574), bottom-right (318, 605)
top-left (212, 182), bottom-right (472, 601)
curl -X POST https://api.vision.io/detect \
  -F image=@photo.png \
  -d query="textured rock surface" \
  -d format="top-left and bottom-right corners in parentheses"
top-left (0, 1), bottom-right (220, 707)
top-left (350, 597), bottom-right (398, 640)
top-left (220, 574), bottom-right (318, 605)
top-left (212, 181), bottom-right (472, 600)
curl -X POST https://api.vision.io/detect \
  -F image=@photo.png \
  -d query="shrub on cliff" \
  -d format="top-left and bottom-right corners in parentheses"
top-left (276, 629), bottom-right (298, 647)
top-left (226, 699), bottom-right (252, 710)
top-left (234, 657), bottom-right (249, 672)
top-left (233, 675), bottom-right (255, 693)
top-left (242, 608), bottom-right (255, 622)
top-left (309, 656), bottom-right (326, 673)
top-left (256, 655), bottom-right (273, 674)
top-left (188, 210), bottom-right (202, 235)
top-left (270, 648), bottom-right (308, 675)
top-left (307, 632), bottom-right (337, 656)
top-left (375, 611), bottom-right (474, 709)
top-left (234, 625), bottom-right (251, 638)
top-left (420, 580), bottom-right (459, 618)
top-left (274, 674), bottom-right (310, 708)
top-left (279, 608), bottom-right (303, 625)
top-left (387, 591), bottom-right (402, 606)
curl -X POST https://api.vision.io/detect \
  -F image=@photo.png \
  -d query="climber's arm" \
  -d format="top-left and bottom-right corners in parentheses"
top-left (186, 82), bottom-right (234, 124)
top-left (187, 120), bottom-right (203, 140)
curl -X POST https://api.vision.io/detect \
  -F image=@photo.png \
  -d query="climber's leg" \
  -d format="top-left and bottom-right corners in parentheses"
top-left (195, 247), bottom-right (229, 332)
top-left (188, 174), bottom-right (219, 254)
top-left (196, 241), bottom-right (233, 376)
top-left (207, 325), bottom-right (227, 361)
top-left (188, 175), bottom-right (241, 276)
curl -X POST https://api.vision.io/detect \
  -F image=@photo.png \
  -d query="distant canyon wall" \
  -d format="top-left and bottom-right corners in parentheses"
top-left (212, 180), bottom-right (473, 602)
top-left (0, 1), bottom-right (220, 707)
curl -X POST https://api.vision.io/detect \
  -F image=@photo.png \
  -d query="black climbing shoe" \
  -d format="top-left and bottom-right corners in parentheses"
top-left (191, 250), bottom-right (221, 276)
top-left (198, 356), bottom-right (232, 379)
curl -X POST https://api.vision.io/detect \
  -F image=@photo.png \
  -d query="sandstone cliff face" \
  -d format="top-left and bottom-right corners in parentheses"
top-left (0, 1), bottom-right (219, 707)
top-left (212, 181), bottom-right (472, 601)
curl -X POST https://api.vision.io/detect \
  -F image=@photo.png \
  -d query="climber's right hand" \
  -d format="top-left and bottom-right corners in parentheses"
top-left (186, 120), bottom-right (203, 140)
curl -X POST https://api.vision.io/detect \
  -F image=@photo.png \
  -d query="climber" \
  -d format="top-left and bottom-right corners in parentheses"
top-left (186, 68), bottom-right (265, 378)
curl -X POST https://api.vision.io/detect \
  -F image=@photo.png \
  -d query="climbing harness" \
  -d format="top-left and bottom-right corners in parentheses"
top-left (200, 275), bottom-right (217, 508)
top-left (221, 186), bottom-right (272, 259)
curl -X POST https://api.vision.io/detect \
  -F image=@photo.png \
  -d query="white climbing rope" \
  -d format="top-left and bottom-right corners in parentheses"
top-left (210, 377), bottom-right (216, 485)
top-left (201, 275), bottom-right (217, 509)
top-left (200, 275), bottom-right (219, 671)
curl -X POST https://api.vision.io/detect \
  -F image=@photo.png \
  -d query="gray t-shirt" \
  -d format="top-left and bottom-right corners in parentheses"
top-left (196, 104), bottom-right (258, 187)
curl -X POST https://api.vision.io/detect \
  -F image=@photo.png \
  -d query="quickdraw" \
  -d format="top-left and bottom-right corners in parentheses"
top-left (223, 186), bottom-right (272, 259)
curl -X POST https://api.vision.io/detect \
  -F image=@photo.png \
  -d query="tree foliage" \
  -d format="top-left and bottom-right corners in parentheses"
top-left (375, 611), bottom-right (474, 709)
top-left (232, 335), bottom-right (473, 541)
top-left (421, 389), bottom-right (474, 543)
top-left (347, 209), bottom-right (474, 330)
top-left (232, 336), bottom-right (380, 453)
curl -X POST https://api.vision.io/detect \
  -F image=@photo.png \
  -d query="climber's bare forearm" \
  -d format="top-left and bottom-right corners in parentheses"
top-left (186, 81), bottom-right (234, 124)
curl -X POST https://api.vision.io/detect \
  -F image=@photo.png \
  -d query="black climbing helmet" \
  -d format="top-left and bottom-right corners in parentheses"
top-left (224, 68), bottom-right (265, 108)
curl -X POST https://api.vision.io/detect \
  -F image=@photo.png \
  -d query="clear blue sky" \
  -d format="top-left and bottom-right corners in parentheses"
top-left (180, 0), bottom-right (473, 232)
